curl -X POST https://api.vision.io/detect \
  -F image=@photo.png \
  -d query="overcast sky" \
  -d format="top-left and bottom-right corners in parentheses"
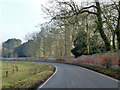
top-left (0, 0), bottom-right (117, 45)
top-left (0, 0), bottom-right (49, 44)
top-left (0, 0), bottom-right (87, 44)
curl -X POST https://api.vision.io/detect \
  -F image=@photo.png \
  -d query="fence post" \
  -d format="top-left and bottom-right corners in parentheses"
top-left (6, 71), bottom-right (8, 77)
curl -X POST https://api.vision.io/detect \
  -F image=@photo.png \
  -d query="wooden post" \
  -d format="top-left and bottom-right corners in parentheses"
top-left (6, 71), bottom-right (8, 77)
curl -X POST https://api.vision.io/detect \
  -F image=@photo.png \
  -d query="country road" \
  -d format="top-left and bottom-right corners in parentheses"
top-left (36, 62), bottom-right (119, 89)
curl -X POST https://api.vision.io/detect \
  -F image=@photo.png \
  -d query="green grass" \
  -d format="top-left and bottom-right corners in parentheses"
top-left (2, 61), bottom-right (55, 89)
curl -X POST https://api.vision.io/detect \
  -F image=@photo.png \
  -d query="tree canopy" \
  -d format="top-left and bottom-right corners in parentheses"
top-left (2, 38), bottom-right (21, 58)
top-left (2, 0), bottom-right (120, 58)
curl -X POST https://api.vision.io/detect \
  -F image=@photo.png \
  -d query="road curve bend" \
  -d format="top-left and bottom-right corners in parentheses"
top-left (37, 62), bottom-right (119, 89)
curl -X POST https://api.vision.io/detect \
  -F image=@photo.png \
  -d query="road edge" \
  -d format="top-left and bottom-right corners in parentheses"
top-left (36, 65), bottom-right (57, 89)
top-left (80, 66), bottom-right (119, 82)
top-left (63, 62), bottom-right (120, 82)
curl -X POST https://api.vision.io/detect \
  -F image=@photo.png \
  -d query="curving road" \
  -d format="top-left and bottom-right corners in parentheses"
top-left (36, 62), bottom-right (119, 89)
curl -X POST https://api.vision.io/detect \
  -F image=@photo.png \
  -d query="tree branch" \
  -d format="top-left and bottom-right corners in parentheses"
top-left (78, 10), bottom-right (97, 15)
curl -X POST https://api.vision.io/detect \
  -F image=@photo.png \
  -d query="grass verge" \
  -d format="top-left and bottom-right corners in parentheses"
top-left (2, 61), bottom-right (55, 89)
top-left (71, 63), bottom-right (120, 80)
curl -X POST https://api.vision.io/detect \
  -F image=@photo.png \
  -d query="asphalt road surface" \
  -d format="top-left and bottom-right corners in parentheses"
top-left (37, 62), bottom-right (119, 89)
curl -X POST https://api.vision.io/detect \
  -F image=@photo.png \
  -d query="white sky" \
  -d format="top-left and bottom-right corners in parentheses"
top-left (0, 0), bottom-right (49, 44)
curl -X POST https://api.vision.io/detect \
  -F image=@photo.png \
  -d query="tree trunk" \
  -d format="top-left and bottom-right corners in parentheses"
top-left (115, 1), bottom-right (120, 50)
top-left (96, 1), bottom-right (111, 51)
top-left (64, 28), bottom-right (67, 56)
top-left (112, 33), bottom-right (116, 50)
top-left (43, 50), bottom-right (45, 57)
top-left (86, 18), bottom-right (90, 54)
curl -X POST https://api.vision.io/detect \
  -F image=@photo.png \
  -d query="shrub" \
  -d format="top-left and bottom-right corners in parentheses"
top-left (101, 56), bottom-right (112, 69)
top-left (99, 53), bottom-right (103, 55)
top-left (108, 51), bottom-right (112, 53)
top-left (56, 58), bottom-right (65, 62)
